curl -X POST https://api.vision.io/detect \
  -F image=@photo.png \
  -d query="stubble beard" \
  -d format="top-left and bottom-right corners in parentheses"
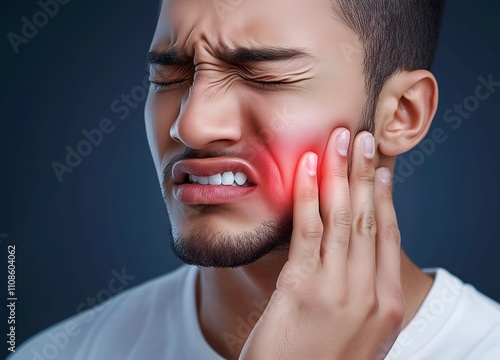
top-left (168, 210), bottom-right (293, 268)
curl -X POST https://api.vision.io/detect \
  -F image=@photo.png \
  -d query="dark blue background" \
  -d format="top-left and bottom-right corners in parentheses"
top-left (1, 1), bottom-right (499, 357)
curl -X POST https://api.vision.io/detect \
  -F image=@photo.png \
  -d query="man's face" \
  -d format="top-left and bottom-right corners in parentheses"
top-left (145, 0), bottom-right (367, 267)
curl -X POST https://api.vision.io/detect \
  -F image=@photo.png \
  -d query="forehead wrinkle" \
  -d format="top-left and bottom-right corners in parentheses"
top-left (156, 0), bottom-right (213, 60)
top-left (155, 11), bottom-right (317, 68)
top-left (158, 1), bottom-right (320, 68)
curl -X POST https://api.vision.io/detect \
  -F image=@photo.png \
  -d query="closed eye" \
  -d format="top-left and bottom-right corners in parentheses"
top-left (251, 80), bottom-right (289, 88)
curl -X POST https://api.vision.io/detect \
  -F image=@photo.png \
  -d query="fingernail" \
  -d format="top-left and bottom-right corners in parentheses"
top-left (377, 167), bottom-right (392, 185)
top-left (337, 130), bottom-right (350, 157)
top-left (362, 133), bottom-right (375, 159)
top-left (306, 153), bottom-right (317, 176)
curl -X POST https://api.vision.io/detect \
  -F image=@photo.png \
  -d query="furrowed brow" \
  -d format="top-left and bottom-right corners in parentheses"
top-left (220, 47), bottom-right (311, 64)
top-left (146, 46), bottom-right (312, 66)
top-left (147, 49), bottom-right (190, 66)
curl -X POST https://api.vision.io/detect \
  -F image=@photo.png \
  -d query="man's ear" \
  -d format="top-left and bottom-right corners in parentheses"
top-left (375, 70), bottom-right (439, 157)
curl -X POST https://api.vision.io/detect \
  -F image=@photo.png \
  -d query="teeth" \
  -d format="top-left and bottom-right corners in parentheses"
top-left (198, 176), bottom-right (209, 185)
top-left (234, 172), bottom-right (247, 185)
top-left (221, 171), bottom-right (235, 185)
top-left (188, 171), bottom-right (249, 186)
top-left (208, 174), bottom-right (222, 185)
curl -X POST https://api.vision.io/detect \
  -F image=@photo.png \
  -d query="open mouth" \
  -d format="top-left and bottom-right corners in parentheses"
top-left (171, 158), bottom-right (259, 204)
top-left (172, 157), bottom-right (258, 187)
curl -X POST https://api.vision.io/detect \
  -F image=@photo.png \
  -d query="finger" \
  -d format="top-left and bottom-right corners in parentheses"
top-left (288, 152), bottom-right (322, 274)
top-left (320, 128), bottom-right (351, 277)
top-left (374, 167), bottom-right (402, 295)
top-left (348, 132), bottom-right (377, 288)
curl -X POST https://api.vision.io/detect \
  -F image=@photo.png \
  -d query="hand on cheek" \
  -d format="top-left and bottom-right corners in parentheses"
top-left (239, 129), bottom-right (404, 360)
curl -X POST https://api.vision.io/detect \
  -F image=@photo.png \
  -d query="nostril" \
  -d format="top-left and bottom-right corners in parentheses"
top-left (169, 124), bottom-right (182, 144)
top-left (169, 96), bottom-right (242, 149)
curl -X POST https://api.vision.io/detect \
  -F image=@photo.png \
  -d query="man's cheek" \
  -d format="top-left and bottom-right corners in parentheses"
top-left (262, 133), bottom-right (324, 208)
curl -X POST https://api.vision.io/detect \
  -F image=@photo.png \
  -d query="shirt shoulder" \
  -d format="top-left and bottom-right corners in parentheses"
top-left (387, 268), bottom-right (500, 360)
top-left (9, 265), bottom-right (195, 360)
top-left (460, 284), bottom-right (500, 359)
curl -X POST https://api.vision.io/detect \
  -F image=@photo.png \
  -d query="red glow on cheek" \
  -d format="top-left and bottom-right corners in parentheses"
top-left (249, 128), bottom-right (328, 216)
top-left (254, 113), bottom-right (353, 215)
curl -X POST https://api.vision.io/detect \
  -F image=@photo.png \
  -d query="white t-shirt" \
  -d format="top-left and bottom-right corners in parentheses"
top-left (10, 266), bottom-right (500, 360)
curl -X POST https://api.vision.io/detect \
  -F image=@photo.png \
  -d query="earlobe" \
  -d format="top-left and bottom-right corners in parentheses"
top-left (377, 70), bottom-right (439, 157)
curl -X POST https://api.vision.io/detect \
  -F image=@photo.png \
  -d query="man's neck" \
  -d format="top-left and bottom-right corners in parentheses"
top-left (196, 250), bottom-right (433, 360)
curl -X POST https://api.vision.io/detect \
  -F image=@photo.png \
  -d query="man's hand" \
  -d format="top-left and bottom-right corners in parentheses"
top-left (239, 129), bottom-right (404, 360)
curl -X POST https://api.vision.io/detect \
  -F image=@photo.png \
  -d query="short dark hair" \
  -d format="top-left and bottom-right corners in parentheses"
top-left (331, 0), bottom-right (445, 133)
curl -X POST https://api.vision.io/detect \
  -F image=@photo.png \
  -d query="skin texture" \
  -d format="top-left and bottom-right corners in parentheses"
top-left (145, 0), bottom-right (439, 358)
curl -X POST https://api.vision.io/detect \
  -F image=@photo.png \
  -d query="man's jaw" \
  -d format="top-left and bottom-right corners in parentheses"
top-left (169, 215), bottom-right (293, 268)
top-left (162, 153), bottom-right (295, 267)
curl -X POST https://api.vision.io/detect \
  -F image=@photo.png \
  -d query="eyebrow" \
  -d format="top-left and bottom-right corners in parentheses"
top-left (147, 48), bottom-right (191, 66)
top-left (147, 46), bottom-right (312, 66)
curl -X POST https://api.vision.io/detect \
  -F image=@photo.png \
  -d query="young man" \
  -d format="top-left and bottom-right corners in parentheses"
top-left (12, 0), bottom-right (500, 359)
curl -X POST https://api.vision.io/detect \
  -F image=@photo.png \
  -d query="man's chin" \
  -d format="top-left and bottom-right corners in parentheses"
top-left (170, 217), bottom-right (292, 268)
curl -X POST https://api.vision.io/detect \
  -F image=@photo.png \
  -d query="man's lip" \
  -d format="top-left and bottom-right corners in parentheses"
top-left (171, 157), bottom-right (259, 185)
top-left (173, 184), bottom-right (256, 205)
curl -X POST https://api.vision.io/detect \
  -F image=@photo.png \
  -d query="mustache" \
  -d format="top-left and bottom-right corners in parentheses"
top-left (162, 148), bottom-right (236, 186)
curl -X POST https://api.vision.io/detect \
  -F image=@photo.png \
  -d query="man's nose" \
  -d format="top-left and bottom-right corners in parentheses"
top-left (170, 81), bottom-right (242, 150)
